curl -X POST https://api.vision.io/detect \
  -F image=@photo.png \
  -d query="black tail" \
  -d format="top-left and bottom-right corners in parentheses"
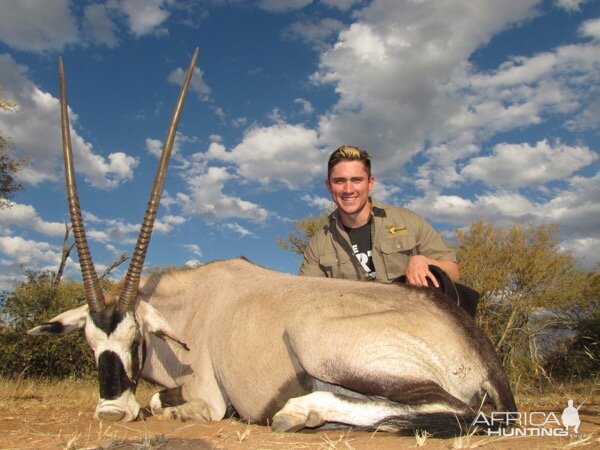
top-left (375, 409), bottom-right (518, 438)
top-left (375, 411), bottom-right (478, 438)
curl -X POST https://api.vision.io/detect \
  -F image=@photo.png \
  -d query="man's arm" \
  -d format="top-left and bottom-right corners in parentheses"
top-left (299, 238), bottom-right (327, 277)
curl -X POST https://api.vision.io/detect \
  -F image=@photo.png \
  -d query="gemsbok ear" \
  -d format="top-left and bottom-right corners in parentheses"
top-left (27, 304), bottom-right (89, 336)
top-left (137, 301), bottom-right (190, 351)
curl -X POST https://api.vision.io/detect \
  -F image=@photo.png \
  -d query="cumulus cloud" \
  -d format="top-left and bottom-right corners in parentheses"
top-left (0, 0), bottom-right (173, 52)
top-left (83, 3), bottom-right (119, 47)
top-left (555, 0), bottom-right (592, 12)
top-left (0, 54), bottom-right (139, 188)
top-left (0, 235), bottom-right (62, 267)
top-left (580, 17), bottom-right (600, 40)
top-left (222, 222), bottom-right (255, 237)
top-left (0, 202), bottom-right (65, 236)
top-left (178, 166), bottom-right (269, 222)
top-left (461, 140), bottom-right (597, 188)
top-left (0, 0), bottom-right (78, 52)
top-left (311, 0), bottom-right (541, 177)
top-left (167, 66), bottom-right (211, 101)
top-left (257, 0), bottom-right (313, 13)
top-left (321, 0), bottom-right (361, 11)
top-left (205, 124), bottom-right (322, 189)
top-left (407, 172), bottom-right (600, 247)
top-left (111, 0), bottom-right (170, 36)
top-left (561, 236), bottom-right (600, 270)
top-left (182, 243), bottom-right (202, 257)
top-left (294, 98), bottom-right (314, 115)
top-left (301, 194), bottom-right (333, 210)
top-left (283, 18), bottom-right (344, 50)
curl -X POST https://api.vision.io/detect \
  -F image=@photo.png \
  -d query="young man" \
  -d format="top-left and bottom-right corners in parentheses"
top-left (300, 145), bottom-right (460, 288)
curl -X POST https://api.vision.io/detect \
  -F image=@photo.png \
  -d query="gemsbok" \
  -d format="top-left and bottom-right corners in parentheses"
top-left (28, 49), bottom-right (517, 436)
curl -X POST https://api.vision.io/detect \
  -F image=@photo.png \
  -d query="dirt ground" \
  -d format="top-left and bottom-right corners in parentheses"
top-left (1, 379), bottom-right (598, 449)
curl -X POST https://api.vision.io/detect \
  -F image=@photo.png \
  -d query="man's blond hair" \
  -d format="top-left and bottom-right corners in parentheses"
top-left (327, 145), bottom-right (372, 178)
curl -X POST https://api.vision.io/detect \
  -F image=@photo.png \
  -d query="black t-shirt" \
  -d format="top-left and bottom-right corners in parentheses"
top-left (344, 220), bottom-right (376, 278)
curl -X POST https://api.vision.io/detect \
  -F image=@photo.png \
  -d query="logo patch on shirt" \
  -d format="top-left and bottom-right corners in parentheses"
top-left (386, 225), bottom-right (407, 235)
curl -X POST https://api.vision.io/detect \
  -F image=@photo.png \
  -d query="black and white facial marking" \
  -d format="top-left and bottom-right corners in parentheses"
top-left (85, 308), bottom-right (145, 421)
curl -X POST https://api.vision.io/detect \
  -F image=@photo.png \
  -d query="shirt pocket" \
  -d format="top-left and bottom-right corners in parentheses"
top-left (319, 252), bottom-right (355, 279)
top-left (379, 234), bottom-right (417, 280)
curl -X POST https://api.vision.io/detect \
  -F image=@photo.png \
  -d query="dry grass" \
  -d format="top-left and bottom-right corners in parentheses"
top-left (1, 377), bottom-right (598, 449)
top-left (515, 377), bottom-right (600, 410)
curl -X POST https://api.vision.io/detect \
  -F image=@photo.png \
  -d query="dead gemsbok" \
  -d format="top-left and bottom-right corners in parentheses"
top-left (28, 50), bottom-right (517, 436)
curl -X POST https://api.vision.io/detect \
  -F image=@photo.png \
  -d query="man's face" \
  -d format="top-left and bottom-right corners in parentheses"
top-left (326, 160), bottom-right (375, 218)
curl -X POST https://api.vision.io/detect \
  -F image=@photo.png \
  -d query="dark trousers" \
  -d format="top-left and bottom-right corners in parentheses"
top-left (394, 265), bottom-right (480, 318)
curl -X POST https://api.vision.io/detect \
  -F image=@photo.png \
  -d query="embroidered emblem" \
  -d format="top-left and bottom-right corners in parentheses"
top-left (387, 225), bottom-right (407, 234)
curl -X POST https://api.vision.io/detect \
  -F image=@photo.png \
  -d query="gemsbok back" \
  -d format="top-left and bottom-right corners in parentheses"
top-left (28, 49), bottom-right (517, 437)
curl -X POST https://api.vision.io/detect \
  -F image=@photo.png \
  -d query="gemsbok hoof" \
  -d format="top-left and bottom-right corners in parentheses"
top-left (271, 412), bottom-right (308, 433)
top-left (96, 408), bottom-right (126, 421)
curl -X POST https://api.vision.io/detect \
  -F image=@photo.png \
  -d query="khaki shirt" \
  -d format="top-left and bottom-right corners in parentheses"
top-left (300, 199), bottom-right (457, 283)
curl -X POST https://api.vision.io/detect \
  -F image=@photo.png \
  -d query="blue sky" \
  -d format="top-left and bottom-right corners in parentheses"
top-left (0, 0), bottom-right (598, 291)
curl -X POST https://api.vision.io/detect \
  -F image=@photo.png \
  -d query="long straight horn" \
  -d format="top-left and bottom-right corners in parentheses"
top-left (59, 58), bottom-right (106, 313)
top-left (117, 48), bottom-right (199, 312)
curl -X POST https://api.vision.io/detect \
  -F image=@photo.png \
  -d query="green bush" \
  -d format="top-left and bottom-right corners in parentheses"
top-left (0, 271), bottom-right (95, 378)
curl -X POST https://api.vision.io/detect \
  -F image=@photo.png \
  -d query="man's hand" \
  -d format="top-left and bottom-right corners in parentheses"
top-left (404, 255), bottom-right (439, 288)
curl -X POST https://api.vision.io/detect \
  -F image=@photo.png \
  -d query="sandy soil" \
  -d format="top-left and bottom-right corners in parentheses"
top-left (1, 379), bottom-right (598, 449)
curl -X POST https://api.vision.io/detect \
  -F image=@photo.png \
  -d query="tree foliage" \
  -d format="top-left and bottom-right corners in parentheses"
top-left (0, 88), bottom-right (27, 209)
top-left (0, 271), bottom-right (97, 378)
top-left (455, 220), bottom-right (593, 381)
top-left (543, 270), bottom-right (600, 380)
top-left (277, 210), bottom-right (330, 256)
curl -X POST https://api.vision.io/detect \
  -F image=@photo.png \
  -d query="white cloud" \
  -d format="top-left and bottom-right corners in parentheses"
top-left (461, 140), bottom-right (598, 188)
top-left (0, 0), bottom-right (78, 52)
top-left (167, 67), bottom-right (211, 101)
top-left (283, 18), bottom-right (344, 50)
top-left (555, 0), bottom-right (592, 12)
top-left (0, 54), bottom-right (140, 189)
top-left (302, 194), bottom-right (333, 210)
top-left (311, 0), bottom-right (542, 177)
top-left (371, 181), bottom-right (401, 203)
top-left (0, 0), bottom-right (179, 52)
top-left (232, 116), bottom-right (248, 128)
top-left (178, 166), bottom-right (269, 222)
top-left (561, 236), bottom-right (600, 270)
top-left (258, 0), bottom-right (313, 13)
top-left (153, 214), bottom-right (186, 233)
top-left (321, 0), bottom-right (361, 11)
top-left (223, 222), bottom-right (255, 237)
top-left (110, 0), bottom-right (170, 36)
top-left (268, 107), bottom-right (286, 124)
top-left (407, 191), bottom-right (538, 229)
top-left (184, 259), bottom-right (201, 268)
top-left (565, 99), bottom-right (600, 131)
top-left (205, 124), bottom-right (322, 189)
top-left (82, 211), bottom-right (181, 248)
top-left (0, 202), bottom-right (65, 236)
top-left (407, 171), bottom-right (600, 256)
top-left (183, 243), bottom-right (202, 257)
top-left (83, 3), bottom-right (119, 47)
top-left (580, 17), bottom-right (600, 40)
top-left (294, 98), bottom-right (314, 115)
top-left (0, 235), bottom-right (61, 267)
top-left (146, 138), bottom-right (164, 158)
